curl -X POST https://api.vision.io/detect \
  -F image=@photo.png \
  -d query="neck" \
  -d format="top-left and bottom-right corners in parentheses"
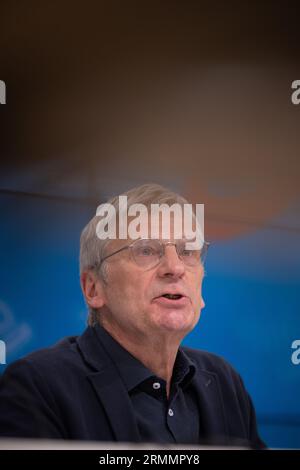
top-left (99, 319), bottom-right (181, 398)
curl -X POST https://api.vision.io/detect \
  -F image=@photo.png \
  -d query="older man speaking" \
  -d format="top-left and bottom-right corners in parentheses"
top-left (0, 183), bottom-right (265, 448)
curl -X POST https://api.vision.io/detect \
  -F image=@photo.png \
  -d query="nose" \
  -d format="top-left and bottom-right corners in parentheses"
top-left (156, 244), bottom-right (185, 279)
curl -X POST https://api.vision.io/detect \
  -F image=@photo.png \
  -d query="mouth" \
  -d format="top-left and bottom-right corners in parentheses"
top-left (162, 293), bottom-right (183, 300)
top-left (153, 292), bottom-right (189, 308)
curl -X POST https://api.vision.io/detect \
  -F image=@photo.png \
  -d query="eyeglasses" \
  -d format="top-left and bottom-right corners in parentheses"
top-left (97, 238), bottom-right (210, 270)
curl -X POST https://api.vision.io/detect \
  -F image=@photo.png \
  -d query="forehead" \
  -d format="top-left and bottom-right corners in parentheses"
top-left (148, 212), bottom-right (198, 241)
top-left (107, 210), bottom-right (200, 248)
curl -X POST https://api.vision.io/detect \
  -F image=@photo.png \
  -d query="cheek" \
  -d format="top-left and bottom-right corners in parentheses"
top-left (107, 265), bottom-right (147, 306)
top-left (191, 274), bottom-right (204, 307)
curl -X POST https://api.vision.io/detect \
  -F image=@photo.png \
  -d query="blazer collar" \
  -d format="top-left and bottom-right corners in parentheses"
top-left (76, 326), bottom-right (141, 442)
top-left (190, 366), bottom-right (230, 445)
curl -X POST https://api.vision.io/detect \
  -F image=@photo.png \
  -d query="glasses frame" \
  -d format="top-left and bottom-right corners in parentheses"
top-left (97, 238), bottom-right (210, 269)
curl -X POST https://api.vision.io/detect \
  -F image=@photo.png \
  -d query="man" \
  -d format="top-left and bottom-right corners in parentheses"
top-left (0, 183), bottom-right (265, 447)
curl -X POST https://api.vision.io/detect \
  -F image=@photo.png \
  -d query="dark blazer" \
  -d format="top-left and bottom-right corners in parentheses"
top-left (0, 326), bottom-right (265, 448)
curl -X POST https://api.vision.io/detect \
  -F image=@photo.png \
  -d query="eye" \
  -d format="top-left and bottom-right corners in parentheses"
top-left (179, 246), bottom-right (201, 260)
top-left (135, 242), bottom-right (158, 257)
top-left (140, 247), bottom-right (155, 256)
top-left (181, 249), bottom-right (193, 257)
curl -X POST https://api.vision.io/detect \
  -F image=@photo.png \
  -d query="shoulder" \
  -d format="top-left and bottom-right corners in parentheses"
top-left (1, 334), bottom-right (85, 386)
top-left (182, 346), bottom-right (253, 420)
top-left (0, 335), bottom-right (86, 438)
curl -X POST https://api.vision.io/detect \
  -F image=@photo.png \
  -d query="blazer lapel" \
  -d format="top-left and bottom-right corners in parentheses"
top-left (87, 368), bottom-right (141, 443)
top-left (192, 369), bottom-right (230, 445)
top-left (77, 327), bottom-right (141, 443)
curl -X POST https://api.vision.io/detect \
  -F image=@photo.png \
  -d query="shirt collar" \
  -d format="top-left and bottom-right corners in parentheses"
top-left (94, 323), bottom-right (197, 392)
top-left (172, 347), bottom-right (197, 389)
top-left (94, 324), bottom-right (152, 391)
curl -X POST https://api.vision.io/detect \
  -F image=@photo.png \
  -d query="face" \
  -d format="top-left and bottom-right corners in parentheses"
top-left (84, 216), bottom-right (205, 343)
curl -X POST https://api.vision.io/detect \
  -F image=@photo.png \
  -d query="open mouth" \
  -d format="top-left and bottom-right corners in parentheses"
top-left (153, 292), bottom-right (188, 308)
top-left (161, 294), bottom-right (183, 300)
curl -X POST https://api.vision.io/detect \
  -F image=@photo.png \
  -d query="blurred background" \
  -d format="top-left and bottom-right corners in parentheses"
top-left (0, 0), bottom-right (300, 448)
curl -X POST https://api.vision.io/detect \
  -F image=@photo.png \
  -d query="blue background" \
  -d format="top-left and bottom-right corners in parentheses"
top-left (1, 191), bottom-right (300, 448)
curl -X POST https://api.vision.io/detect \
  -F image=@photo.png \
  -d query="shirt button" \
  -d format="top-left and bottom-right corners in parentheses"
top-left (168, 408), bottom-right (174, 417)
top-left (153, 382), bottom-right (161, 390)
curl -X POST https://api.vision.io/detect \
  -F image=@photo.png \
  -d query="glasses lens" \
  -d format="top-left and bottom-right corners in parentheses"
top-left (130, 239), bottom-right (210, 269)
top-left (200, 241), bottom-right (209, 264)
top-left (175, 240), bottom-right (200, 266)
top-left (176, 240), bottom-right (209, 266)
top-left (131, 239), bottom-right (162, 268)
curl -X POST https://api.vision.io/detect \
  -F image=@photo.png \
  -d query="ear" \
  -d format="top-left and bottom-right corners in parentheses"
top-left (81, 271), bottom-right (106, 309)
top-left (200, 296), bottom-right (205, 309)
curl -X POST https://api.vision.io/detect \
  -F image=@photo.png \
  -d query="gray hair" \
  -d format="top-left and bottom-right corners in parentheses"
top-left (80, 183), bottom-right (190, 326)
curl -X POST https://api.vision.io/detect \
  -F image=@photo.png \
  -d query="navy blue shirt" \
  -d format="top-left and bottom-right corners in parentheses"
top-left (95, 324), bottom-right (200, 444)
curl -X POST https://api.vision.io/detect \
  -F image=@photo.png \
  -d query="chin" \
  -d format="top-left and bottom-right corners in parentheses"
top-left (154, 310), bottom-right (195, 333)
